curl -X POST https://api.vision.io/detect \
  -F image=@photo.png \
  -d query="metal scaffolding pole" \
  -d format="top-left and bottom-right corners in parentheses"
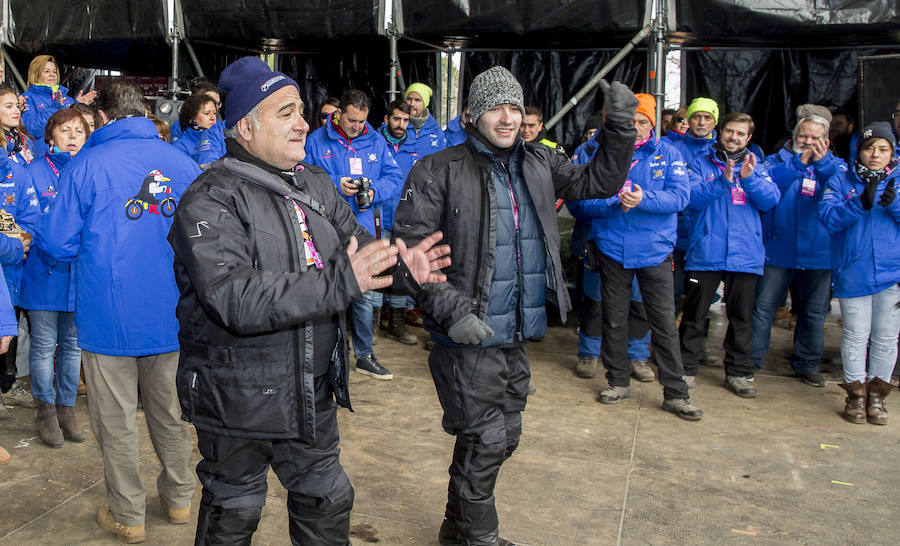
top-left (544, 23), bottom-right (653, 131)
top-left (652, 0), bottom-right (667, 138)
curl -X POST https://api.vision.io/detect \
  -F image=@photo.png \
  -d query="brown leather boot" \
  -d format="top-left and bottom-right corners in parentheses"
top-left (385, 307), bottom-right (418, 345)
top-left (838, 381), bottom-right (867, 424)
top-left (57, 405), bottom-right (87, 442)
top-left (0, 445), bottom-right (10, 465)
top-left (36, 400), bottom-right (63, 448)
top-left (866, 377), bottom-right (892, 425)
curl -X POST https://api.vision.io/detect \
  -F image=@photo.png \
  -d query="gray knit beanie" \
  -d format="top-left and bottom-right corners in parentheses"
top-left (467, 66), bottom-right (525, 123)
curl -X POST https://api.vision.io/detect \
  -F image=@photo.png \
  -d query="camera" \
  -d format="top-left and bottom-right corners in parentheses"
top-left (351, 177), bottom-right (372, 209)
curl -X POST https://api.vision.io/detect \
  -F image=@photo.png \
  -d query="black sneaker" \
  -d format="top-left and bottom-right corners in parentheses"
top-left (355, 355), bottom-right (393, 380)
top-left (798, 371), bottom-right (826, 387)
top-left (438, 518), bottom-right (516, 546)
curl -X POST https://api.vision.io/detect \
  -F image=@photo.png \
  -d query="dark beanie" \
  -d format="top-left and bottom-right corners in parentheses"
top-left (219, 57), bottom-right (299, 129)
top-left (860, 121), bottom-right (897, 155)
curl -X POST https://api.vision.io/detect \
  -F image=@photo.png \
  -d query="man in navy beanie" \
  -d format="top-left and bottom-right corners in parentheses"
top-left (169, 56), bottom-right (451, 545)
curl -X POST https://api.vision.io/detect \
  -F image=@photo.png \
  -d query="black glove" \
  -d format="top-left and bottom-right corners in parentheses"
top-left (878, 180), bottom-right (896, 207)
top-left (447, 314), bottom-right (494, 345)
top-left (599, 80), bottom-right (639, 126)
top-left (860, 180), bottom-right (879, 210)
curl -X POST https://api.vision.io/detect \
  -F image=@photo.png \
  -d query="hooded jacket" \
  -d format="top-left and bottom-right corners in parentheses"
top-left (761, 147), bottom-right (845, 271)
top-left (37, 117), bottom-right (202, 356)
top-left (819, 164), bottom-right (900, 298)
top-left (377, 124), bottom-right (419, 232)
top-left (685, 147), bottom-right (781, 274)
top-left (22, 84), bottom-right (75, 142)
top-left (305, 116), bottom-right (403, 238)
top-left (574, 132), bottom-right (690, 269)
top-left (392, 120), bottom-right (636, 341)
top-left (667, 130), bottom-right (717, 251)
top-left (20, 151), bottom-right (76, 311)
top-left (0, 154), bottom-right (40, 306)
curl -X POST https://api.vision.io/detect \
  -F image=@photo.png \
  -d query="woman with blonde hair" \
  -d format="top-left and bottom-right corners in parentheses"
top-left (21, 55), bottom-right (96, 150)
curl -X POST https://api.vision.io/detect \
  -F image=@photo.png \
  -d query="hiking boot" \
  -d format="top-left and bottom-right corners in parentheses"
top-left (438, 518), bottom-right (515, 546)
top-left (701, 349), bottom-right (722, 367)
top-left (575, 356), bottom-right (598, 378)
top-left (385, 307), bottom-right (418, 345)
top-left (57, 405), bottom-right (86, 442)
top-left (724, 375), bottom-right (757, 398)
top-left (662, 398), bottom-right (703, 421)
top-left (6, 379), bottom-right (35, 408)
top-left (838, 380), bottom-right (867, 424)
top-left (97, 504), bottom-right (146, 543)
top-left (630, 360), bottom-right (655, 382)
top-left (683, 375), bottom-right (696, 389)
top-left (355, 354), bottom-right (393, 380)
top-left (376, 307), bottom-right (388, 332)
top-left (798, 371), bottom-right (826, 388)
top-left (160, 497), bottom-right (191, 524)
top-left (867, 377), bottom-right (892, 425)
top-left (405, 308), bottom-right (424, 327)
top-left (36, 400), bottom-right (63, 448)
top-left (0, 392), bottom-right (8, 419)
top-left (527, 384), bottom-right (536, 395)
top-left (598, 385), bottom-right (630, 404)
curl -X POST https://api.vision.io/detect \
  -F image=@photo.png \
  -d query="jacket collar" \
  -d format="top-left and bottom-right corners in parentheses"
top-left (82, 117), bottom-right (161, 150)
top-left (28, 83), bottom-right (69, 97)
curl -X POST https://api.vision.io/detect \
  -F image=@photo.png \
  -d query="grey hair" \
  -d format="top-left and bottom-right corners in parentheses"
top-left (223, 102), bottom-right (262, 139)
top-left (793, 115), bottom-right (830, 141)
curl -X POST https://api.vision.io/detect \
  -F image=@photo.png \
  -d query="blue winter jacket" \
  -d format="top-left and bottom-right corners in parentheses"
top-left (666, 130), bottom-right (717, 251)
top-left (0, 265), bottom-right (17, 336)
top-left (574, 133), bottom-right (690, 269)
top-left (20, 152), bottom-right (76, 311)
top-left (685, 148), bottom-right (781, 274)
top-left (0, 154), bottom-right (40, 306)
top-left (171, 121), bottom-right (225, 166)
top-left (377, 124), bottom-right (419, 232)
top-left (37, 117), bottom-right (202, 356)
top-left (22, 84), bottom-right (75, 142)
top-left (819, 165), bottom-right (900, 298)
top-left (406, 114), bottom-right (447, 157)
top-left (761, 147), bottom-right (845, 271)
top-left (305, 118), bottom-right (403, 238)
top-left (445, 116), bottom-right (468, 146)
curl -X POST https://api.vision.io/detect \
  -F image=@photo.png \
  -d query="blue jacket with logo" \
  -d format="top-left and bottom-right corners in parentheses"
top-left (171, 121), bottom-right (225, 166)
top-left (305, 118), bottom-right (403, 238)
top-left (819, 165), bottom-right (900, 298)
top-left (665, 130), bottom-right (717, 251)
top-left (37, 117), bottom-right (202, 356)
top-left (377, 124), bottom-right (419, 232)
top-left (445, 116), bottom-right (468, 146)
top-left (0, 154), bottom-right (40, 306)
top-left (761, 147), bottom-right (845, 271)
top-left (22, 84), bottom-right (75, 142)
top-left (685, 148), bottom-right (781, 274)
top-left (573, 133), bottom-right (690, 269)
top-left (20, 152), bottom-right (76, 311)
top-left (406, 114), bottom-right (448, 157)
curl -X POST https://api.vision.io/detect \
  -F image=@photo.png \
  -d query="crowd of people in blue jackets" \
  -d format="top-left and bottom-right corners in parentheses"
top-left (1, 51), bottom-right (900, 470)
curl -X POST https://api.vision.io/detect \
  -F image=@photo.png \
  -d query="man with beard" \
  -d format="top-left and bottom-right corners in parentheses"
top-left (751, 105), bottom-right (846, 387)
top-left (679, 112), bottom-right (780, 398)
top-left (405, 82), bottom-right (447, 155)
top-left (393, 66), bottom-right (637, 546)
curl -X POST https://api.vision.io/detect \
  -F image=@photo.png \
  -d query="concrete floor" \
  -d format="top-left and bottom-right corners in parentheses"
top-left (2, 304), bottom-right (899, 545)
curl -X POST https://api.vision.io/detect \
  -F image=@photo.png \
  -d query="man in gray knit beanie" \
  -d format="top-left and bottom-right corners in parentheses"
top-left (393, 65), bottom-right (638, 546)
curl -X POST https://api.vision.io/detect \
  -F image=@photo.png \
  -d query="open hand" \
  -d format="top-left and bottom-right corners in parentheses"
top-left (347, 237), bottom-right (398, 292)
top-left (395, 231), bottom-right (451, 285)
top-left (0, 335), bottom-right (11, 354)
top-left (76, 89), bottom-right (97, 105)
top-left (739, 152), bottom-right (757, 179)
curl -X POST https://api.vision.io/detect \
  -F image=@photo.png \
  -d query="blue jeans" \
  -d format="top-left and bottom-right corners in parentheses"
top-left (350, 291), bottom-right (379, 359)
top-left (27, 310), bottom-right (81, 406)
top-left (839, 284), bottom-right (900, 383)
top-left (749, 266), bottom-right (831, 374)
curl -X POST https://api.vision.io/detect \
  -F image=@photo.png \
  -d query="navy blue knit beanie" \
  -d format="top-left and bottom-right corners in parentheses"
top-left (219, 57), bottom-right (299, 128)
